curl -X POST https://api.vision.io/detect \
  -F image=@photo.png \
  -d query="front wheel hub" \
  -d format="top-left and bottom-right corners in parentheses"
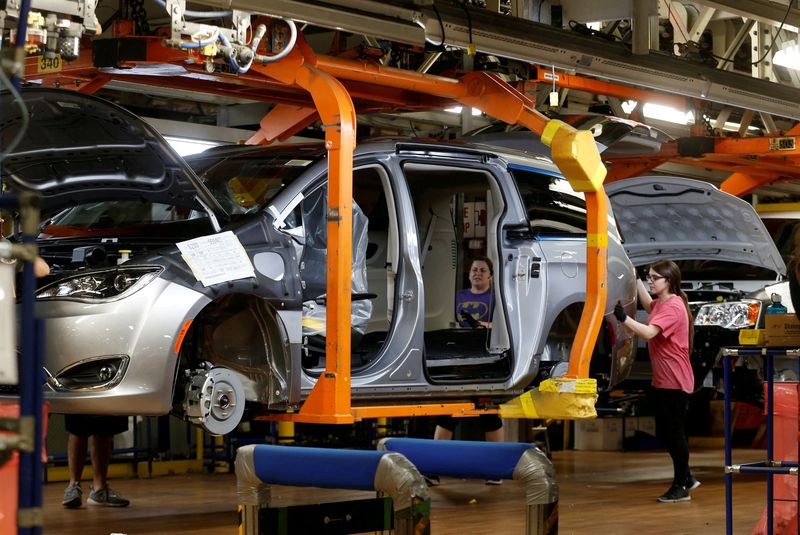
top-left (183, 367), bottom-right (245, 435)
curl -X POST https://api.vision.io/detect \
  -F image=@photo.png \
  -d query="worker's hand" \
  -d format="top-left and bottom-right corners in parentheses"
top-left (613, 301), bottom-right (627, 323)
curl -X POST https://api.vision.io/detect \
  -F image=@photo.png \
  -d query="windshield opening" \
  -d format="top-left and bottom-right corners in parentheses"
top-left (190, 153), bottom-right (309, 216)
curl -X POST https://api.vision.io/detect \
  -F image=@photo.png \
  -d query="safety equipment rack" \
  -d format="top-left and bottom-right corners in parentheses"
top-left (720, 346), bottom-right (799, 535)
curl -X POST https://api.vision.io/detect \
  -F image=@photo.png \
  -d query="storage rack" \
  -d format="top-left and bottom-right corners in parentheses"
top-left (721, 346), bottom-right (799, 535)
top-left (0, 193), bottom-right (45, 535)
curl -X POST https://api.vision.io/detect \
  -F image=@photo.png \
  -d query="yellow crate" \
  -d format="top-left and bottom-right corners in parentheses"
top-left (739, 329), bottom-right (766, 345)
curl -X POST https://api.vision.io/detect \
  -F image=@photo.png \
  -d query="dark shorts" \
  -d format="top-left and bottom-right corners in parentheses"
top-left (436, 414), bottom-right (503, 433)
top-left (64, 414), bottom-right (129, 438)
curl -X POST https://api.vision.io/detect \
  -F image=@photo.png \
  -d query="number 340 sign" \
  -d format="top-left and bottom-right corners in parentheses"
top-left (37, 55), bottom-right (61, 73)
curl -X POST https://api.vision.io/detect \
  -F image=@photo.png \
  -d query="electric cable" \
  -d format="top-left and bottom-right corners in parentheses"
top-left (751, 0), bottom-right (795, 66)
top-left (430, 3), bottom-right (446, 50)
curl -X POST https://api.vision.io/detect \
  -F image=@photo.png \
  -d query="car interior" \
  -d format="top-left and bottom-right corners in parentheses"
top-left (297, 163), bottom-right (513, 383)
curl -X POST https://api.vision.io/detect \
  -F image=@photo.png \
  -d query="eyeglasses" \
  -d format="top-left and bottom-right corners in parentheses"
top-left (646, 274), bottom-right (666, 282)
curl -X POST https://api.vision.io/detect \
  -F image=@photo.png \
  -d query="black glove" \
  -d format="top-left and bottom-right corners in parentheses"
top-left (614, 301), bottom-right (627, 323)
top-left (460, 312), bottom-right (481, 329)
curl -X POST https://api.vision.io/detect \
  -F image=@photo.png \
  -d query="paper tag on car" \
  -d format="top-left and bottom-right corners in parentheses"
top-left (177, 231), bottom-right (255, 287)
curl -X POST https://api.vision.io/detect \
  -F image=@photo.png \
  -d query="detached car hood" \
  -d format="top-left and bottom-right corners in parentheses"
top-left (0, 88), bottom-right (225, 217)
top-left (607, 176), bottom-right (785, 275)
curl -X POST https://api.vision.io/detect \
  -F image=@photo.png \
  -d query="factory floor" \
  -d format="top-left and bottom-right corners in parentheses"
top-left (38, 447), bottom-right (776, 534)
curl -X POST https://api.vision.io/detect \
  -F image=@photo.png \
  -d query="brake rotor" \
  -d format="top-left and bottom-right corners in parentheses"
top-left (184, 367), bottom-right (245, 436)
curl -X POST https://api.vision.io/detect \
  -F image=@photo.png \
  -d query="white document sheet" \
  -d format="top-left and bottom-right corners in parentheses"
top-left (177, 231), bottom-right (255, 287)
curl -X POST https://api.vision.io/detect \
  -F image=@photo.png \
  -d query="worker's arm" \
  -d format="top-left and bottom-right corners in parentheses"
top-left (636, 279), bottom-right (653, 313)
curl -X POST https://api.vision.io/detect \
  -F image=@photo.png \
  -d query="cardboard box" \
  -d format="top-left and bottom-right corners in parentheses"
top-left (739, 329), bottom-right (767, 346)
top-left (621, 416), bottom-right (656, 438)
top-left (574, 417), bottom-right (623, 451)
top-left (765, 314), bottom-right (800, 347)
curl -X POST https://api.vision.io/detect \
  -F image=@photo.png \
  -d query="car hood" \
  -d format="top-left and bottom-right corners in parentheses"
top-left (606, 176), bottom-right (785, 275)
top-left (0, 88), bottom-right (226, 217)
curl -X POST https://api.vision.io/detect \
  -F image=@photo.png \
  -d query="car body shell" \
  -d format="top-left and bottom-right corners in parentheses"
top-left (2, 89), bottom-right (645, 422)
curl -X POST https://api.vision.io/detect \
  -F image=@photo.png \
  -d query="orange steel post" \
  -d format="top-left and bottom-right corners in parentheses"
top-left (248, 42), bottom-right (356, 424)
top-left (570, 192), bottom-right (607, 378)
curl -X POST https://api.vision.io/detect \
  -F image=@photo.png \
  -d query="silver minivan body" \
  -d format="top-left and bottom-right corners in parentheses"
top-left (2, 89), bottom-right (639, 432)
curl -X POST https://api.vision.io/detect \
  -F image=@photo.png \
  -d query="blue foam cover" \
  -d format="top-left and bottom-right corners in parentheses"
top-left (382, 438), bottom-right (534, 480)
top-left (250, 445), bottom-right (385, 490)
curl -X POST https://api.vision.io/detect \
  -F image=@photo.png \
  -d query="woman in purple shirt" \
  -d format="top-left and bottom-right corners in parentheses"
top-left (431, 256), bottom-right (503, 486)
top-left (455, 256), bottom-right (494, 328)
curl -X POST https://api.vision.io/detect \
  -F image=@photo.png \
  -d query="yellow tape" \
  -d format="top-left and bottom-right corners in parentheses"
top-left (586, 233), bottom-right (608, 248)
top-left (499, 378), bottom-right (598, 420)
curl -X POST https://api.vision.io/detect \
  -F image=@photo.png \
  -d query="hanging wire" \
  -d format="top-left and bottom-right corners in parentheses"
top-left (751, 0), bottom-right (795, 66)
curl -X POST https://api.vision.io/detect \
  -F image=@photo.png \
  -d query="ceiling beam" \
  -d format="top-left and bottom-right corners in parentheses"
top-left (693, 0), bottom-right (800, 29)
top-left (193, 0), bottom-right (800, 120)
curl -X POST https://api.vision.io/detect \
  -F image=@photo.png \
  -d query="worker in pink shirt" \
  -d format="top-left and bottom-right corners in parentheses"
top-left (615, 259), bottom-right (698, 503)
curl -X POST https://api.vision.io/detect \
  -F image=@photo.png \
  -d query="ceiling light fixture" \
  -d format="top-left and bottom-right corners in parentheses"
top-left (444, 106), bottom-right (483, 116)
top-left (774, 42), bottom-right (800, 71)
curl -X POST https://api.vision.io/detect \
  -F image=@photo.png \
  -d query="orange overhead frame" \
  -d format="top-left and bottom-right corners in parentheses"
top-left (604, 134), bottom-right (800, 197)
top-left (243, 38), bottom-right (608, 422)
top-left (299, 53), bottom-right (609, 381)
top-left (22, 30), bottom-right (608, 423)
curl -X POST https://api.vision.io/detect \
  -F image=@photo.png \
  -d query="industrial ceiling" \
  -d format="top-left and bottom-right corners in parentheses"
top-left (4, 0), bottom-right (800, 197)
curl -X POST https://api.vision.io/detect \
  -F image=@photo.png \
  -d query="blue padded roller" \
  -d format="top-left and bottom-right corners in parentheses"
top-left (250, 444), bottom-right (386, 490)
top-left (381, 438), bottom-right (535, 480)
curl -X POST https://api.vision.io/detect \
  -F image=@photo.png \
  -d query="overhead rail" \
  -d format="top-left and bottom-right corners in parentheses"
top-left (604, 134), bottom-right (800, 197)
top-left (189, 0), bottom-right (800, 120)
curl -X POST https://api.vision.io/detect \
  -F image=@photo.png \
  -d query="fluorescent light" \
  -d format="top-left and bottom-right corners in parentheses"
top-left (721, 121), bottom-right (760, 133)
top-left (774, 42), bottom-right (800, 71)
top-left (165, 136), bottom-right (221, 157)
top-left (620, 100), bottom-right (694, 125)
top-left (444, 106), bottom-right (484, 116)
top-left (642, 103), bottom-right (694, 125)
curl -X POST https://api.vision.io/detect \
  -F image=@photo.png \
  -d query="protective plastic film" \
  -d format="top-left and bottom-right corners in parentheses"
top-left (300, 188), bottom-right (372, 337)
top-left (373, 451), bottom-right (429, 511)
top-left (234, 444), bottom-right (271, 506)
top-left (513, 447), bottom-right (559, 505)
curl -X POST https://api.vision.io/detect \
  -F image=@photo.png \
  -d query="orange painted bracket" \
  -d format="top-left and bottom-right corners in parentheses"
top-left (247, 103), bottom-right (318, 145)
top-left (720, 172), bottom-right (783, 198)
top-left (255, 402), bottom-right (482, 423)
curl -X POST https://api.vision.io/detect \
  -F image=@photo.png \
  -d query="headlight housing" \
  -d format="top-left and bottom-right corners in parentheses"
top-left (36, 266), bottom-right (163, 302)
top-left (694, 300), bottom-right (761, 329)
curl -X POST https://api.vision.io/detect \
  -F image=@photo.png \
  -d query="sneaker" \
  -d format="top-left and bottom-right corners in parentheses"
top-left (485, 479), bottom-right (503, 486)
top-left (657, 485), bottom-right (691, 503)
top-left (87, 486), bottom-right (130, 507)
top-left (62, 482), bottom-right (82, 509)
top-left (686, 475), bottom-right (701, 491)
